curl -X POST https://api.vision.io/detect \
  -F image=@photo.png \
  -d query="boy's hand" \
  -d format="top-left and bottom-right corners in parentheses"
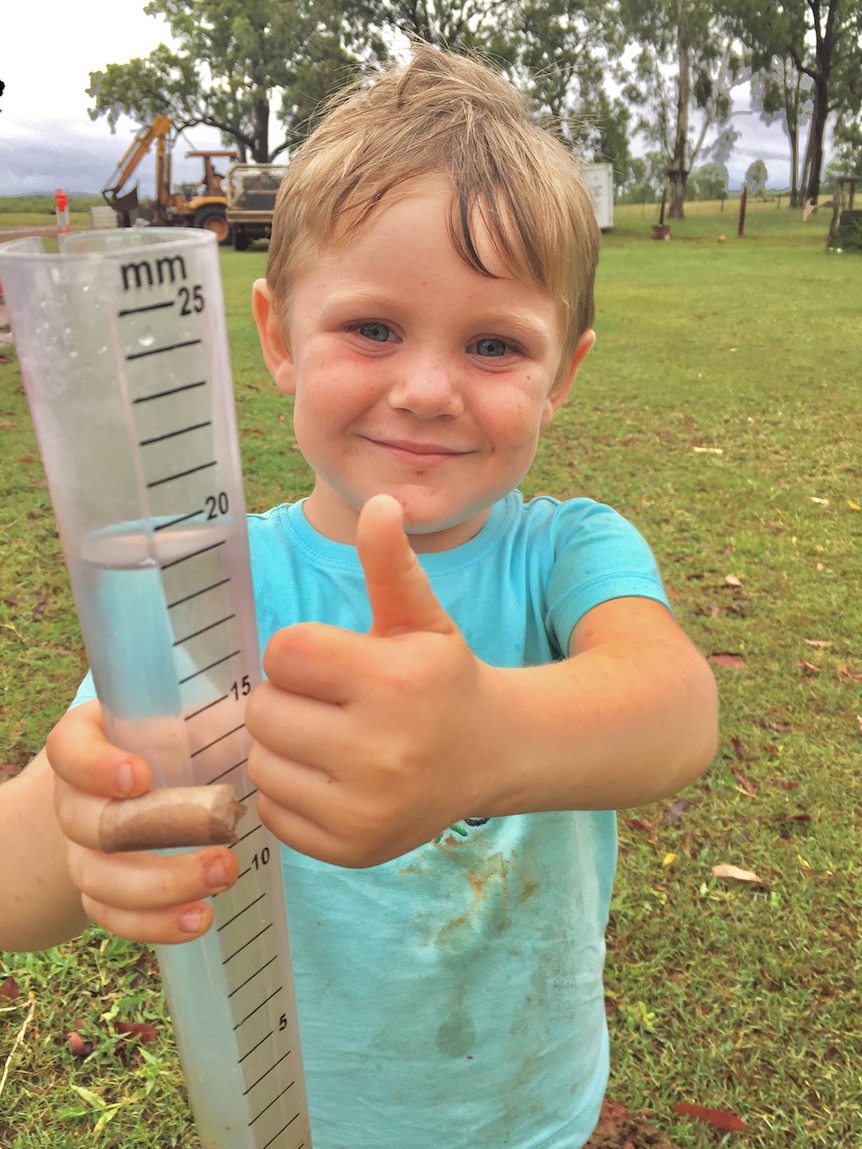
top-left (246, 494), bottom-right (505, 868)
top-left (48, 702), bottom-right (240, 943)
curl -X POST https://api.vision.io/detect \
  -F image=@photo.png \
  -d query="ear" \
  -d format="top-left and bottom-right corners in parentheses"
top-left (541, 329), bottom-right (595, 427)
top-left (252, 279), bottom-right (295, 395)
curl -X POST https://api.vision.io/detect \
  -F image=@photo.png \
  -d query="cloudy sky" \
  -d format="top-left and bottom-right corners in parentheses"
top-left (1, 2), bottom-right (802, 197)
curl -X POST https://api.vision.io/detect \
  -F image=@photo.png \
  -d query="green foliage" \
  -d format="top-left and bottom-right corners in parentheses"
top-left (87, 0), bottom-right (368, 161)
top-left (745, 157), bottom-right (769, 195)
top-left (690, 160), bottom-right (729, 200)
top-left (618, 0), bottom-right (744, 218)
top-left (722, 0), bottom-right (862, 201)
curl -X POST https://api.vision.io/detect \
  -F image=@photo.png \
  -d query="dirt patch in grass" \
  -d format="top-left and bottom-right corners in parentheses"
top-left (585, 1101), bottom-right (681, 1148)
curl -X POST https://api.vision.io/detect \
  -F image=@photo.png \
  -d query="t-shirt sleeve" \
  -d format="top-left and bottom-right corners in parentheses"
top-left (544, 499), bottom-right (670, 653)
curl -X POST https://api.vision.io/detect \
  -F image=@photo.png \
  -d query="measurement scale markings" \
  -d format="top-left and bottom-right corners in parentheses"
top-left (146, 460), bottom-right (217, 489)
top-left (167, 576), bottom-right (231, 608)
top-left (233, 985), bottom-right (284, 1031)
top-left (224, 922), bottom-right (274, 965)
top-left (118, 300), bottom-right (174, 317)
top-left (239, 1030), bottom-right (274, 1064)
top-left (190, 722), bottom-right (245, 756)
top-left (235, 822), bottom-right (263, 845)
top-left (126, 337), bottom-right (201, 361)
top-left (139, 420), bottom-right (212, 447)
top-left (185, 693), bottom-right (229, 721)
top-left (244, 1050), bottom-right (292, 1096)
top-left (249, 1083), bottom-right (297, 1127)
top-left (174, 614), bottom-right (236, 646)
top-left (154, 509), bottom-right (205, 532)
top-left (178, 650), bottom-right (241, 685)
top-left (238, 786), bottom-right (259, 804)
top-left (212, 756), bottom-right (248, 784)
top-left (227, 951), bottom-right (277, 995)
top-left (163, 538), bottom-right (225, 570)
top-left (262, 1124), bottom-right (302, 1149)
top-left (219, 891), bottom-right (267, 933)
top-left (133, 379), bottom-right (206, 404)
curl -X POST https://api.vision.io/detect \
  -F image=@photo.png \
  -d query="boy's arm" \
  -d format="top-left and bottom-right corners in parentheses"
top-left (0, 748), bottom-right (90, 951)
top-left (0, 701), bottom-right (239, 952)
top-left (245, 495), bottom-right (718, 869)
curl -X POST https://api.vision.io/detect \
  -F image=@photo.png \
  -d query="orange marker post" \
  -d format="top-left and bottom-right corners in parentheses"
top-left (55, 188), bottom-right (71, 234)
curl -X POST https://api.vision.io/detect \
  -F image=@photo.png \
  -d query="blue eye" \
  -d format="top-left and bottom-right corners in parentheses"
top-left (357, 322), bottom-right (393, 343)
top-left (473, 338), bottom-right (509, 358)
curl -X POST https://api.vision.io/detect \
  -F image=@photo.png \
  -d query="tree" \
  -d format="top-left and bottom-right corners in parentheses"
top-left (619, 0), bottom-right (743, 219)
top-left (690, 160), bottom-right (729, 200)
top-left (745, 158), bottom-right (768, 196)
top-left (88, 0), bottom-right (371, 162)
top-left (749, 58), bottom-right (811, 207)
top-left (723, 0), bottom-right (862, 204)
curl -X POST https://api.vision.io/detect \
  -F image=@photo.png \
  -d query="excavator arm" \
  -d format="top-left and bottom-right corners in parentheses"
top-left (101, 113), bottom-right (173, 213)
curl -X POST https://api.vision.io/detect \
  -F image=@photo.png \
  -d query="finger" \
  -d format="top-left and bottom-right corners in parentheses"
top-left (81, 892), bottom-right (217, 945)
top-left (356, 494), bottom-right (456, 637)
top-left (246, 678), bottom-right (350, 757)
top-left (46, 700), bottom-right (152, 799)
top-left (260, 625), bottom-right (378, 705)
top-left (66, 842), bottom-right (238, 913)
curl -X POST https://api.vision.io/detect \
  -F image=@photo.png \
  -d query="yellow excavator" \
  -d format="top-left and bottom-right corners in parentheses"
top-left (101, 114), bottom-right (238, 244)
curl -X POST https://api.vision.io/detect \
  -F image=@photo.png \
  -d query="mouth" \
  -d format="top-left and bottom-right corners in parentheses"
top-left (365, 438), bottom-right (472, 466)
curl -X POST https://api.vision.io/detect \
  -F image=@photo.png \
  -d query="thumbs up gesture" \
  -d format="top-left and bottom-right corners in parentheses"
top-left (245, 495), bottom-right (503, 868)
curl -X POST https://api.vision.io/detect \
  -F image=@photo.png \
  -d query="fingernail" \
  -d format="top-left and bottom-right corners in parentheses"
top-left (115, 761), bottom-right (134, 796)
top-left (179, 907), bottom-right (206, 934)
top-left (205, 859), bottom-right (229, 891)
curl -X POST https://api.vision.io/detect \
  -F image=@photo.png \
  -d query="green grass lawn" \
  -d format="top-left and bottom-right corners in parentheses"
top-left (1, 203), bottom-right (860, 1147)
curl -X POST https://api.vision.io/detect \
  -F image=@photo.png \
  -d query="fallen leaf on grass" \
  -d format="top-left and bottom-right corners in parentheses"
top-left (116, 1021), bottom-right (158, 1043)
top-left (662, 852), bottom-right (678, 868)
top-left (672, 1103), bottom-right (747, 1132)
top-left (663, 798), bottom-right (689, 826)
top-left (731, 767), bottom-right (756, 795)
top-left (712, 863), bottom-right (763, 884)
top-left (837, 665), bottom-right (862, 684)
top-left (804, 639), bottom-right (829, 648)
top-left (796, 659), bottom-right (820, 676)
top-left (67, 1031), bottom-right (92, 1058)
top-left (0, 976), bottom-right (20, 1001)
top-left (709, 653), bottom-right (747, 669)
top-left (693, 446), bottom-right (723, 454)
top-left (856, 715), bottom-right (862, 738)
top-left (724, 574), bottom-right (743, 587)
top-left (848, 500), bottom-right (860, 512)
top-left (624, 818), bottom-right (650, 833)
top-left (810, 497), bottom-right (830, 506)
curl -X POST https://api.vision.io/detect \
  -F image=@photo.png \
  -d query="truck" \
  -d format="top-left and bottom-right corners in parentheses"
top-left (225, 163), bottom-right (289, 251)
top-left (222, 159), bottom-right (610, 251)
top-left (101, 114), bottom-right (238, 244)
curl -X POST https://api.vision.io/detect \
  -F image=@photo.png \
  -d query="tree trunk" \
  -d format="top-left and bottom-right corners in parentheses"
top-left (668, 10), bottom-right (691, 220)
top-left (252, 97), bottom-right (269, 163)
top-left (788, 125), bottom-right (800, 208)
top-left (803, 78), bottom-right (830, 204)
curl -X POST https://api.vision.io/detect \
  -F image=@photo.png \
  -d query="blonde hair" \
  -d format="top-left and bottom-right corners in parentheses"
top-left (266, 45), bottom-right (599, 362)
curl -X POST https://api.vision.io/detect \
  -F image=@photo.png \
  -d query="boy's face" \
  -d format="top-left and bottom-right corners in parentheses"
top-left (255, 177), bottom-right (592, 552)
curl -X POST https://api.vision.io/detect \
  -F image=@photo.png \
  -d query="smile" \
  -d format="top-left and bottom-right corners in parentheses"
top-left (364, 438), bottom-right (472, 466)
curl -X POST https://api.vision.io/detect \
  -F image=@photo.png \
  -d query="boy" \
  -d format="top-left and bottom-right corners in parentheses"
top-left (0, 46), bottom-right (717, 1148)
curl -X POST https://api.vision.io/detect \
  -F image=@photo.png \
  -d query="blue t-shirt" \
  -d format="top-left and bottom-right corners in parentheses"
top-left (74, 490), bottom-right (668, 1148)
top-left (247, 491), bottom-right (668, 1148)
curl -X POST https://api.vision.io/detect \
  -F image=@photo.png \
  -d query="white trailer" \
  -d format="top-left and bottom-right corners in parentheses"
top-left (584, 163), bottom-right (614, 230)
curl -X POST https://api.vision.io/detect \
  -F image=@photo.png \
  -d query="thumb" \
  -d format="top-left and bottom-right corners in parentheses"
top-left (356, 495), bottom-right (456, 638)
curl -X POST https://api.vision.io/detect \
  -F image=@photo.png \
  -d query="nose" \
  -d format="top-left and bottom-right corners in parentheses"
top-left (386, 349), bottom-right (464, 419)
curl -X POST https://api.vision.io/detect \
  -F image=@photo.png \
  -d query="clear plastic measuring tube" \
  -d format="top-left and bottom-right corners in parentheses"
top-left (0, 230), bottom-right (312, 1149)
